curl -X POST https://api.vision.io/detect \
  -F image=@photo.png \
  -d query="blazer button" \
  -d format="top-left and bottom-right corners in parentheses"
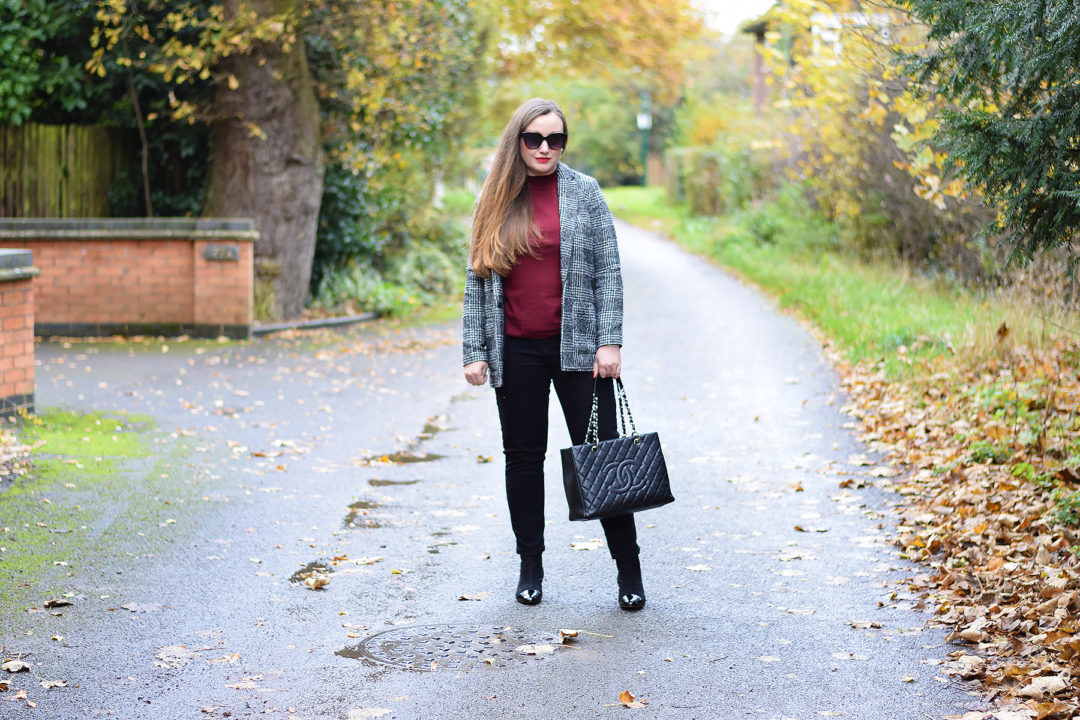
top-left (496, 301), bottom-right (503, 309)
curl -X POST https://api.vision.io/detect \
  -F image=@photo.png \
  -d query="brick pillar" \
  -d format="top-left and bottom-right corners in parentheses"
top-left (193, 238), bottom-right (255, 337)
top-left (0, 249), bottom-right (39, 417)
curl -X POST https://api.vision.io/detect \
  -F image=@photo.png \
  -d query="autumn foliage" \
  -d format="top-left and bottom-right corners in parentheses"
top-left (834, 336), bottom-right (1080, 715)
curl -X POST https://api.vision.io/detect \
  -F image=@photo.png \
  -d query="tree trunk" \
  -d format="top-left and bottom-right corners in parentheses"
top-left (203, 0), bottom-right (323, 321)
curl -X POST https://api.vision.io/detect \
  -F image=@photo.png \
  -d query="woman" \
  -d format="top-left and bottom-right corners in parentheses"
top-left (462, 98), bottom-right (644, 611)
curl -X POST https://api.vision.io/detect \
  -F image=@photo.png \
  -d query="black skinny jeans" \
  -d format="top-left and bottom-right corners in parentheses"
top-left (495, 335), bottom-right (638, 559)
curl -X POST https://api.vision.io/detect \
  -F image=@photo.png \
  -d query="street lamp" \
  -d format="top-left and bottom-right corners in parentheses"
top-left (636, 95), bottom-right (652, 187)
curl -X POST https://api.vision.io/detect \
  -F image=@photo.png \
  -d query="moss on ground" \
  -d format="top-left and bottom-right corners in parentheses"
top-left (0, 409), bottom-right (226, 633)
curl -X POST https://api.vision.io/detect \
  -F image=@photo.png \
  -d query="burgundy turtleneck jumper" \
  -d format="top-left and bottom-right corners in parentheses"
top-left (504, 172), bottom-right (562, 339)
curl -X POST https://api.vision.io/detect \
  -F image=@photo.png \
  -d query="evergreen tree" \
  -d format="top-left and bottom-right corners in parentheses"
top-left (901, 0), bottom-right (1080, 263)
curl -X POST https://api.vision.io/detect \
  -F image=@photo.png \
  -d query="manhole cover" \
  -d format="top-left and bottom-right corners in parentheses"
top-left (338, 624), bottom-right (560, 671)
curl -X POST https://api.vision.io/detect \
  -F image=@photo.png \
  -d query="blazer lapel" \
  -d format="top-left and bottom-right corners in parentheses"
top-left (557, 163), bottom-right (577, 285)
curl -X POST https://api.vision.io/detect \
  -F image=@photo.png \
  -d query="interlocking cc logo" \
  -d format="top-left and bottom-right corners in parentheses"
top-left (602, 457), bottom-right (645, 494)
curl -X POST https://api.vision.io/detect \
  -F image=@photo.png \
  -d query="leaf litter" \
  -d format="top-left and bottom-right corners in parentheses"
top-left (830, 336), bottom-right (1080, 716)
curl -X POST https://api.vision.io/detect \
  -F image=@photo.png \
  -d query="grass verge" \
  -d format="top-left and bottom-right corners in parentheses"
top-left (606, 185), bottom-right (1061, 375)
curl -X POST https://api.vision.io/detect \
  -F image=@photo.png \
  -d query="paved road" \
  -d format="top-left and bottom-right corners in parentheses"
top-left (1, 220), bottom-right (988, 719)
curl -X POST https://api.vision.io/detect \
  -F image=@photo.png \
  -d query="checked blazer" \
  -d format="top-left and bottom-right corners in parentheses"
top-left (462, 163), bottom-right (624, 388)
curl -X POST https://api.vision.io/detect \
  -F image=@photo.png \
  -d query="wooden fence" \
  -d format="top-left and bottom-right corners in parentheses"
top-left (0, 124), bottom-right (132, 218)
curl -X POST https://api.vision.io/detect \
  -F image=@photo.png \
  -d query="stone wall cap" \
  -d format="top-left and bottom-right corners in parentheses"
top-left (0, 266), bottom-right (41, 282)
top-left (0, 218), bottom-right (258, 241)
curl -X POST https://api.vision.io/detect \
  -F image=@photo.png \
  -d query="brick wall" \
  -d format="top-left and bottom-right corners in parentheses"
top-left (0, 249), bottom-right (39, 417)
top-left (0, 219), bottom-right (257, 338)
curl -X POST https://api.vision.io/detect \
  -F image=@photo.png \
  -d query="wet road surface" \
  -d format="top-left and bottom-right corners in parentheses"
top-left (0, 220), bottom-right (989, 719)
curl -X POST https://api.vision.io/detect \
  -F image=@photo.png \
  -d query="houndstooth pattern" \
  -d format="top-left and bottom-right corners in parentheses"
top-left (461, 163), bottom-right (623, 388)
top-left (561, 432), bottom-right (672, 521)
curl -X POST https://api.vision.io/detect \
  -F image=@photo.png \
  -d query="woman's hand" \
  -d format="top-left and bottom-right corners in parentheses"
top-left (593, 345), bottom-right (621, 379)
top-left (464, 361), bottom-right (489, 386)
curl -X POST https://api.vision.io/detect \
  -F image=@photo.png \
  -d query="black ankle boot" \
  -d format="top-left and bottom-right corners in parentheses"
top-left (615, 554), bottom-right (645, 611)
top-left (516, 554), bottom-right (543, 605)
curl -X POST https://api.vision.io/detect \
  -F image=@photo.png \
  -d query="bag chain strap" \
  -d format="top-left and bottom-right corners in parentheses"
top-left (585, 377), bottom-right (639, 450)
top-left (614, 378), bottom-right (640, 442)
top-left (585, 386), bottom-right (601, 449)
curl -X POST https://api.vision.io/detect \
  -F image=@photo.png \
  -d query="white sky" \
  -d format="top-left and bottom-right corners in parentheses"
top-left (694, 0), bottom-right (777, 35)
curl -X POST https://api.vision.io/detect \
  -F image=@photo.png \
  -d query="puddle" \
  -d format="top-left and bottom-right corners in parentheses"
top-left (364, 414), bottom-right (452, 465)
top-left (289, 560), bottom-right (332, 584)
top-left (345, 500), bottom-right (385, 529)
top-left (384, 450), bottom-right (445, 464)
top-left (428, 541), bottom-right (458, 555)
top-left (418, 414), bottom-right (451, 441)
top-left (368, 479), bottom-right (421, 487)
top-left (335, 646), bottom-right (364, 660)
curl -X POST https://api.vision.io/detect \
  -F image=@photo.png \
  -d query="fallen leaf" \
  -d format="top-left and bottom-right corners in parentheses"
top-left (569, 539), bottom-right (604, 551)
top-left (2, 660), bottom-right (30, 673)
top-left (155, 644), bottom-right (200, 669)
top-left (849, 620), bottom-right (883, 630)
top-left (831, 652), bottom-right (869, 661)
top-left (515, 644), bottom-right (555, 655)
top-left (1035, 701), bottom-right (1070, 720)
top-left (992, 711), bottom-right (1037, 720)
top-left (1018, 676), bottom-right (1068, 698)
top-left (225, 674), bottom-right (264, 690)
top-left (618, 690), bottom-right (648, 709)
top-left (457, 593), bottom-right (488, 601)
top-left (303, 573), bottom-right (330, 590)
top-left (685, 564), bottom-right (712, 572)
top-left (40, 679), bottom-right (66, 690)
top-left (43, 599), bottom-right (72, 608)
top-left (209, 654), bottom-right (241, 664)
top-left (347, 710), bottom-right (393, 720)
top-left (558, 629), bottom-right (579, 644)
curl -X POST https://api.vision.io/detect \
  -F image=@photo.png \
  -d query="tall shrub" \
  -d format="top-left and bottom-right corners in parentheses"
top-left (900, 0), bottom-right (1080, 266)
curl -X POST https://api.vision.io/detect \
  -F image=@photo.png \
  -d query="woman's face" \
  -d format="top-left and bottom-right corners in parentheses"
top-left (519, 112), bottom-right (565, 177)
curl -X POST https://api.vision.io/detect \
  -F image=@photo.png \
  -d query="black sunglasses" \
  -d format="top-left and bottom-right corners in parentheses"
top-left (520, 131), bottom-right (567, 151)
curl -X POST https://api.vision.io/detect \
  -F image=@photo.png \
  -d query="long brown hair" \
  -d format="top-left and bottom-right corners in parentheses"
top-left (470, 98), bottom-right (568, 278)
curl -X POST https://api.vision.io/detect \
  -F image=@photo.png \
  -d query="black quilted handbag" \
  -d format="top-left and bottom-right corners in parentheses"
top-left (561, 377), bottom-right (673, 521)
